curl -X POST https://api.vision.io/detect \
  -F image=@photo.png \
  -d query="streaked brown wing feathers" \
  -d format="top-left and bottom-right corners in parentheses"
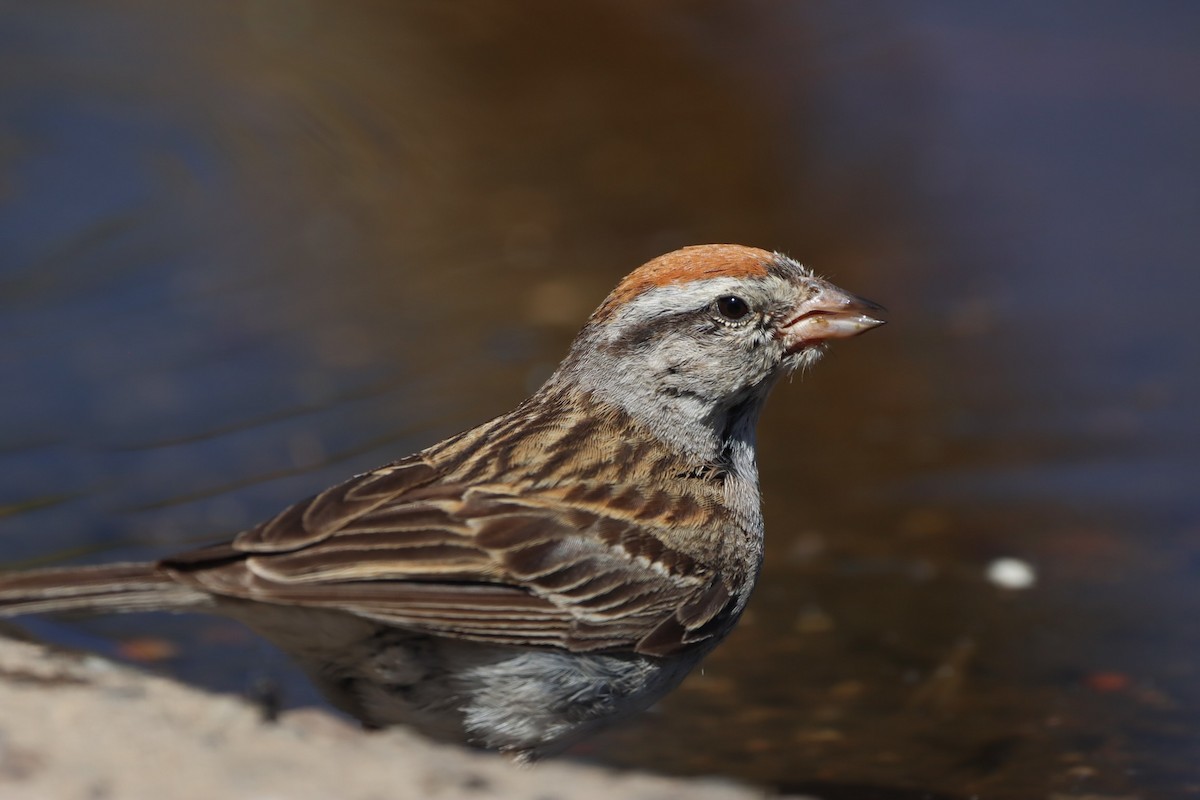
top-left (173, 463), bottom-right (735, 655)
top-left (234, 458), bottom-right (441, 552)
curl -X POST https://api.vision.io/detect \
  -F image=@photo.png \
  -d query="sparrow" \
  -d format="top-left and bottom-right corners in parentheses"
top-left (0, 244), bottom-right (884, 759)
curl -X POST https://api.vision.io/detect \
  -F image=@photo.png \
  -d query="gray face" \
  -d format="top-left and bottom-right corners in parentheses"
top-left (589, 273), bottom-right (822, 408)
top-left (544, 251), bottom-right (882, 467)
top-left (560, 259), bottom-right (831, 418)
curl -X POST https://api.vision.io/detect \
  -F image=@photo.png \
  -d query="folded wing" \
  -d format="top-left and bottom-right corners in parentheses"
top-left (164, 456), bottom-right (737, 656)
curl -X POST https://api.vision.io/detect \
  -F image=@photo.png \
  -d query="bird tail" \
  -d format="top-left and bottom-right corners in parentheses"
top-left (0, 562), bottom-right (209, 617)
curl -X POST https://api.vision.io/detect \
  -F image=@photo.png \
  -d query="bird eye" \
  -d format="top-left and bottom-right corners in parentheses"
top-left (715, 295), bottom-right (750, 321)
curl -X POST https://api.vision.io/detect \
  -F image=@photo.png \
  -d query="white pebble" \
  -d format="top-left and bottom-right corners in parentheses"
top-left (986, 558), bottom-right (1036, 589)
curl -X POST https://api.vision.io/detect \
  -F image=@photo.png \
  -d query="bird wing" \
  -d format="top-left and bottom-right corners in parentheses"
top-left (164, 456), bottom-right (737, 656)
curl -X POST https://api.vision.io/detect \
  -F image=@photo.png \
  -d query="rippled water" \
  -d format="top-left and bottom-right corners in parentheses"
top-left (2, 3), bottom-right (1198, 797)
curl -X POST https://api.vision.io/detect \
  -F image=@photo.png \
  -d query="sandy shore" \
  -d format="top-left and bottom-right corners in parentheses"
top-left (0, 636), bottom-right (779, 800)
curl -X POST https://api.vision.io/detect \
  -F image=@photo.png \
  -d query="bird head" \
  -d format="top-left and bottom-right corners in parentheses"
top-left (549, 245), bottom-right (885, 459)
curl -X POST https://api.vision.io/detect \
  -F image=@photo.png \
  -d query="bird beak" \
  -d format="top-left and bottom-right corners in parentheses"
top-left (781, 280), bottom-right (887, 354)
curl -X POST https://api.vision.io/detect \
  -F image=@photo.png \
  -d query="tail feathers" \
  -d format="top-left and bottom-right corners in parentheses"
top-left (0, 562), bottom-right (210, 617)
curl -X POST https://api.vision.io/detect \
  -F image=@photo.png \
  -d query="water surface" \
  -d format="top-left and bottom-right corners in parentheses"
top-left (2, 3), bottom-right (1197, 797)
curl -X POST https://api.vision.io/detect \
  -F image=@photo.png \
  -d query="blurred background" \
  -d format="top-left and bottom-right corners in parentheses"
top-left (1, 2), bottom-right (1198, 798)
